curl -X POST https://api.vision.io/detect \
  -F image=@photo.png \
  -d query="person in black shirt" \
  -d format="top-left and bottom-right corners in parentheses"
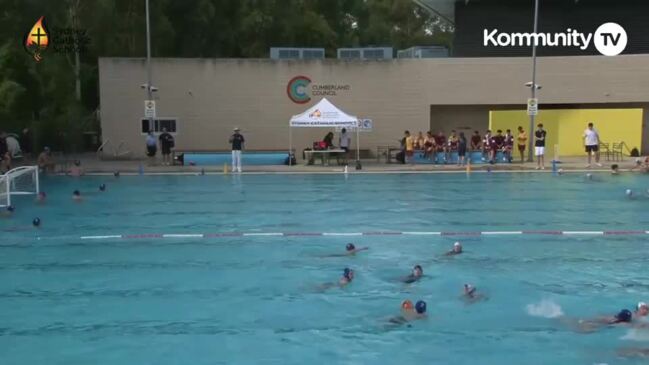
top-left (158, 128), bottom-right (175, 166)
top-left (323, 132), bottom-right (334, 149)
top-left (229, 127), bottom-right (245, 173)
top-left (457, 132), bottom-right (468, 166)
top-left (534, 123), bottom-right (547, 170)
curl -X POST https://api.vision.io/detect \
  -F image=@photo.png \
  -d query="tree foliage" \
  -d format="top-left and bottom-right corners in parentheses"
top-left (0, 0), bottom-right (452, 151)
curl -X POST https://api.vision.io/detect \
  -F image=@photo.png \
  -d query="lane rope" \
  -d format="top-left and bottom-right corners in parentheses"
top-left (68, 230), bottom-right (649, 240)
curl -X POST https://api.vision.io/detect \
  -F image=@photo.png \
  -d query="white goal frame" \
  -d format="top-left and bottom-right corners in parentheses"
top-left (0, 166), bottom-right (40, 208)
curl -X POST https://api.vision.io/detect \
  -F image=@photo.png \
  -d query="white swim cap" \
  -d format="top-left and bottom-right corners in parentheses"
top-left (454, 241), bottom-right (461, 247)
top-left (638, 302), bottom-right (648, 310)
top-left (626, 189), bottom-right (633, 196)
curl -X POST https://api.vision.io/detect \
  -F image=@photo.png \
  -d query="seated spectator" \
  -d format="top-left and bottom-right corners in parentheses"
top-left (323, 132), bottom-right (334, 149)
top-left (68, 160), bottom-right (83, 176)
top-left (434, 131), bottom-right (447, 163)
top-left (447, 130), bottom-right (459, 162)
top-left (490, 130), bottom-right (505, 164)
top-left (423, 131), bottom-right (436, 159)
top-left (482, 130), bottom-right (492, 161)
top-left (470, 130), bottom-right (482, 151)
top-left (414, 131), bottom-right (425, 150)
top-left (503, 129), bottom-right (514, 162)
top-left (37, 147), bottom-right (55, 173)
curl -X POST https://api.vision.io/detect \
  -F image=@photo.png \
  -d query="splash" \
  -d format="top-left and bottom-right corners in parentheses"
top-left (526, 299), bottom-right (564, 318)
top-left (621, 329), bottom-right (649, 342)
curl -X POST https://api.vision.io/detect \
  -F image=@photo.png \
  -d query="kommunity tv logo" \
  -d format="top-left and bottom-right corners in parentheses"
top-left (483, 23), bottom-right (627, 56)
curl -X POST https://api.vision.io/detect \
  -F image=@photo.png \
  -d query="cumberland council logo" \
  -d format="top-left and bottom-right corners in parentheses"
top-left (287, 75), bottom-right (312, 104)
top-left (24, 16), bottom-right (49, 62)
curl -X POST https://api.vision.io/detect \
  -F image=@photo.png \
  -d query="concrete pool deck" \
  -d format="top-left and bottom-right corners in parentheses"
top-left (19, 153), bottom-right (645, 175)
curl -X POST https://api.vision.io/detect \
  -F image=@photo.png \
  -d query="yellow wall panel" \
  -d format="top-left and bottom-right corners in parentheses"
top-left (490, 109), bottom-right (643, 158)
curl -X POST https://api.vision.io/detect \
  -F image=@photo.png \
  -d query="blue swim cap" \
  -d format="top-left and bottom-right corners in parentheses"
top-left (73, 190), bottom-right (80, 196)
top-left (343, 268), bottom-right (353, 280)
top-left (415, 300), bottom-right (427, 314)
top-left (615, 309), bottom-right (632, 323)
top-left (6, 205), bottom-right (15, 212)
top-left (32, 217), bottom-right (41, 227)
top-left (346, 243), bottom-right (355, 251)
top-left (99, 184), bottom-right (106, 191)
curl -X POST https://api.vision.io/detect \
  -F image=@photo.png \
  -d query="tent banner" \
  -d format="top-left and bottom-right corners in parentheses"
top-left (290, 120), bottom-right (357, 127)
top-left (335, 119), bottom-right (372, 132)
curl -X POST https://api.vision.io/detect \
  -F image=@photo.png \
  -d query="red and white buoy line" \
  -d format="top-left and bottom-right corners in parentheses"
top-left (75, 230), bottom-right (649, 240)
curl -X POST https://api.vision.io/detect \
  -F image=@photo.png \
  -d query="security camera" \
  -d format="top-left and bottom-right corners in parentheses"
top-left (140, 84), bottom-right (147, 89)
top-left (150, 86), bottom-right (158, 92)
top-left (524, 82), bottom-right (542, 90)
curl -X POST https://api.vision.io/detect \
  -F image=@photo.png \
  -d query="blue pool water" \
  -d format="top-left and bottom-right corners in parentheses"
top-left (2, 172), bottom-right (649, 365)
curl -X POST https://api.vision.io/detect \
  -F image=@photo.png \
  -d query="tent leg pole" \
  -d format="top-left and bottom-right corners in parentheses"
top-left (289, 127), bottom-right (292, 166)
top-left (355, 123), bottom-right (362, 170)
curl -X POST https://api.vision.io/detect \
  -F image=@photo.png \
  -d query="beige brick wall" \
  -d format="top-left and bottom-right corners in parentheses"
top-left (99, 55), bottom-right (649, 157)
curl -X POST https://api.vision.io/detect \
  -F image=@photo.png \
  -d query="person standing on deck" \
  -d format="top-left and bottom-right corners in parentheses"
top-left (534, 123), bottom-right (547, 170)
top-left (339, 128), bottom-right (351, 165)
top-left (583, 122), bottom-right (602, 168)
top-left (229, 127), bottom-right (245, 173)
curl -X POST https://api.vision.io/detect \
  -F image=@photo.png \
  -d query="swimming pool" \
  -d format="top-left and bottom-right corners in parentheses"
top-left (2, 172), bottom-right (649, 364)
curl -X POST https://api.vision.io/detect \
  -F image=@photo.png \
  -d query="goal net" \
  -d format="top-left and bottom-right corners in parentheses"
top-left (0, 166), bottom-right (40, 208)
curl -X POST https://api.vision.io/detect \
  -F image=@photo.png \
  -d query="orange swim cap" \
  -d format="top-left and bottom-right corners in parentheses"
top-left (401, 300), bottom-right (414, 310)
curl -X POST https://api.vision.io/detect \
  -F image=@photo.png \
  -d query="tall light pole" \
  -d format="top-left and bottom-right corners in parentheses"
top-left (145, 0), bottom-right (153, 132)
top-left (527, 0), bottom-right (540, 162)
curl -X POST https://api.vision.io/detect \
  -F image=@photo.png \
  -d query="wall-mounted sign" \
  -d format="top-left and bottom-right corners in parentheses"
top-left (287, 75), bottom-right (351, 104)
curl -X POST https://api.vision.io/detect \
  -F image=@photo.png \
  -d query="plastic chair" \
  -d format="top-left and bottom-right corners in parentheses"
top-left (599, 142), bottom-right (611, 161)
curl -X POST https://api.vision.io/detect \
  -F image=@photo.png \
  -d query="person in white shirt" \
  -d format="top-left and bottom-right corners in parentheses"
top-left (583, 122), bottom-right (602, 167)
top-left (339, 128), bottom-right (351, 164)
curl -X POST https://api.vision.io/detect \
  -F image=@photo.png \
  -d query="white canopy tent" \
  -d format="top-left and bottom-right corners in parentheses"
top-left (289, 98), bottom-right (361, 167)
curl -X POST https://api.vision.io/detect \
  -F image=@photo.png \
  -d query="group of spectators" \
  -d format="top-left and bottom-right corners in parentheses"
top-left (400, 127), bottom-right (529, 166)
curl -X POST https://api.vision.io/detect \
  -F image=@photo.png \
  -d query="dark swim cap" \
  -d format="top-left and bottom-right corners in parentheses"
top-left (113, 171), bottom-right (120, 177)
top-left (38, 192), bottom-right (47, 198)
top-left (414, 265), bottom-right (423, 272)
top-left (343, 268), bottom-right (353, 280)
top-left (99, 184), bottom-right (106, 191)
top-left (7, 205), bottom-right (15, 212)
top-left (415, 300), bottom-right (427, 314)
top-left (73, 190), bottom-right (80, 196)
top-left (32, 218), bottom-right (41, 227)
top-left (615, 309), bottom-right (632, 323)
top-left (346, 243), bottom-right (355, 251)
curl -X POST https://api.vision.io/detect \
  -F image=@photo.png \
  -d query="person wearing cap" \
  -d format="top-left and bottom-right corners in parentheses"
top-left (462, 284), bottom-right (487, 303)
top-left (387, 299), bottom-right (419, 326)
top-left (322, 243), bottom-right (369, 257)
top-left (574, 309), bottom-right (633, 333)
top-left (446, 241), bottom-right (463, 256)
top-left (635, 302), bottom-right (648, 318)
top-left (37, 147), bottom-right (55, 173)
top-left (316, 268), bottom-right (354, 292)
top-left (229, 127), bottom-right (245, 173)
top-left (158, 127), bottom-right (175, 166)
top-left (402, 265), bottom-right (423, 283)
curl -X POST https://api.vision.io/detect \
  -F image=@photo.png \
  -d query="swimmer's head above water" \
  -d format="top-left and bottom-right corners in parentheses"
top-left (402, 299), bottom-right (414, 311)
top-left (346, 243), bottom-right (355, 252)
top-left (99, 184), bottom-right (106, 192)
top-left (612, 309), bottom-right (633, 324)
top-left (637, 302), bottom-right (648, 316)
top-left (453, 241), bottom-right (462, 253)
top-left (343, 268), bottom-right (354, 282)
top-left (6, 205), bottom-right (15, 213)
top-left (415, 300), bottom-right (427, 315)
top-left (37, 191), bottom-right (46, 201)
top-left (412, 265), bottom-right (423, 277)
top-left (464, 284), bottom-right (477, 297)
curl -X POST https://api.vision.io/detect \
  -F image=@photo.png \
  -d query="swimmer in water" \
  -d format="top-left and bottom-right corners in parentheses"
top-left (572, 309), bottom-right (633, 333)
top-left (387, 300), bottom-right (418, 326)
top-left (585, 173), bottom-right (593, 180)
top-left (72, 190), bottom-right (82, 201)
top-left (402, 265), bottom-right (423, 283)
top-left (316, 268), bottom-right (354, 291)
top-left (36, 191), bottom-right (46, 203)
top-left (462, 284), bottom-right (487, 303)
top-left (446, 241), bottom-right (463, 256)
top-left (635, 302), bottom-right (648, 318)
top-left (611, 164), bottom-right (619, 175)
top-left (99, 184), bottom-right (106, 192)
top-left (325, 243), bottom-right (369, 257)
top-left (625, 189), bottom-right (634, 198)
